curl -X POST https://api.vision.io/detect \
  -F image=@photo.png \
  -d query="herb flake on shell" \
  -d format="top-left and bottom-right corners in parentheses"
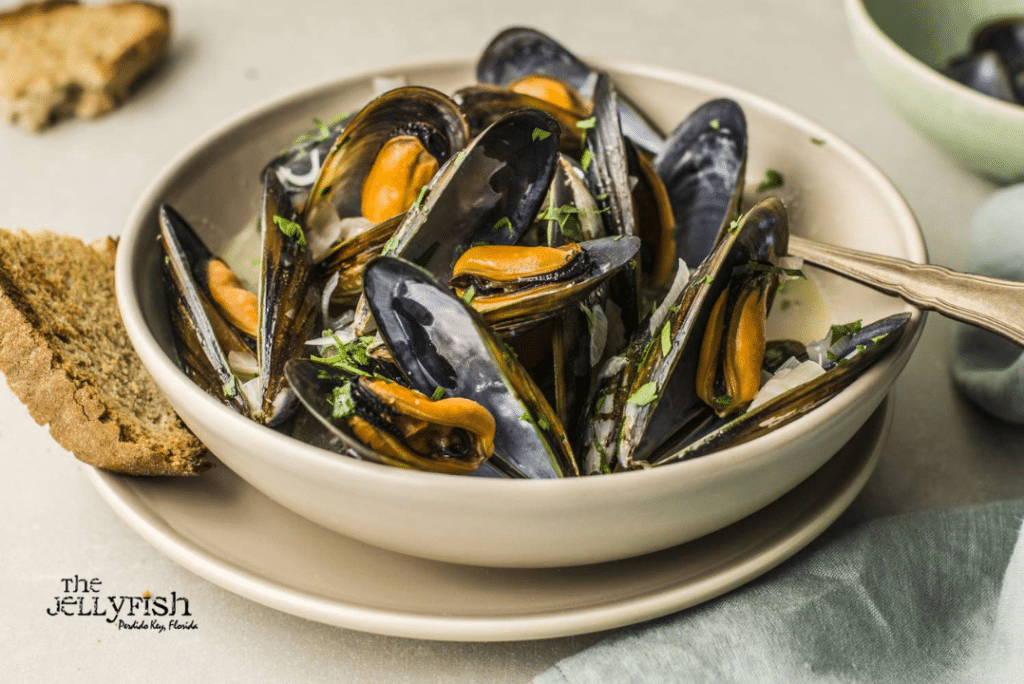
top-left (273, 215), bottom-right (307, 248)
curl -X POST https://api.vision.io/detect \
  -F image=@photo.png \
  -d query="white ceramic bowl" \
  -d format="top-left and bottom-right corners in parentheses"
top-left (117, 58), bottom-right (925, 568)
top-left (846, 0), bottom-right (1024, 182)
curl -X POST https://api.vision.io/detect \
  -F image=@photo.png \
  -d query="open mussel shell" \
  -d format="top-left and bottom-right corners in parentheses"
top-left (585, 73), bottom-right (642, 334)
top-left (653, 313), bottom-right (912, 464)
top-left (367, 109), bottom-right (561, 282)
top-left (301, 86), bottom-right (469, 262)
top-left (582, 197), bottom-right (788, 473)
top-left (353, 108), bottom-right (561, 334)
top-left (257, 174), bottom-right (320, 425)
top-left (476, 26), bottom-right (666, 155)
top-left (363, 256), bottom-right (578, 478)
top-left (653, 99), bottom-right (747, 269)
top-left (453, 85), bottom-right (585, 156)
top-left (285, 361), bottom-right (496, 475)
top-left (453, 236), bottom-right (639, 335)
top-left (160, 204), bottom-right (252, 415)
top-left (695, 265), bottom-right (784, 418)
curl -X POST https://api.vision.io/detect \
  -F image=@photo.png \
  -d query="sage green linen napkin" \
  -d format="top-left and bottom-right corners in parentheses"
top-left (535, 500), bottom-right (1024, 683)
top-left (951, 184), bottom-right (1024, 423)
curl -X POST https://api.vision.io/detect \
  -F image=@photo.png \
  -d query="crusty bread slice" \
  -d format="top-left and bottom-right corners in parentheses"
top-left (0, 1), bottom-right (170, 130)
top-left (0, 229), bottom-right (209, 475)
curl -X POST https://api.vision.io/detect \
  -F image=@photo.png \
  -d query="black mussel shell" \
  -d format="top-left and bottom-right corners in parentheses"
top-left (381, 109), bottom-right (561, 282)
top-left (585, 73), bottom-right (642, 334)
top-left (944, 51), bottom-right (1018, 103)
top-left (363, 256), bottom-right (577, 478)
top-left (581, 197), bottom-right (788, 473)
top-left (653, 313), bottom-right (911, 464)
top-left (476, 26), bottom-right (666, 155)
top-left (653, 99), bottom-right (747, 269)
top-left (258, 173), bottom-right (320, 425)
top-left (973, 18), bottom-right (1024, 73)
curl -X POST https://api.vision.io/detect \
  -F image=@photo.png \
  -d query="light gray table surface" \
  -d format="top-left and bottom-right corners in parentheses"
top-left (3, 0), bottom-right (1023, 682)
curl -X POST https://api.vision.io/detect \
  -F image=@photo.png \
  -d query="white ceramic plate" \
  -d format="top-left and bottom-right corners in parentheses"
top-left (84, 399), bottom-right (890, 641)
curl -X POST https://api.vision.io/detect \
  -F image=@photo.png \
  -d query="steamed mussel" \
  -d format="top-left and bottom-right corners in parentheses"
top-left (158, 27), bottom-right (911, 479)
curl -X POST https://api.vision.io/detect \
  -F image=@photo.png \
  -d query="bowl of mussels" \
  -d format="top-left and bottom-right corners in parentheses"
top-left (118, 28), bottom-right (925, 567)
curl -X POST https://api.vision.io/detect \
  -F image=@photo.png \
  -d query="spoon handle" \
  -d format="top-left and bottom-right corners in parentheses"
top-left (788, 235), bottom-right (1024, 347)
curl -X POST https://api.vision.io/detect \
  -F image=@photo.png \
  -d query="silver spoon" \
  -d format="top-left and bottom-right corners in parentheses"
top-left (789, 235), bottom-right (1024, 347)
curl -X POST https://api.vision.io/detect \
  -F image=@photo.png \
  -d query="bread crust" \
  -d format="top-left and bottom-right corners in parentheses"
top-left (0, 230), bottom-right (209, 476)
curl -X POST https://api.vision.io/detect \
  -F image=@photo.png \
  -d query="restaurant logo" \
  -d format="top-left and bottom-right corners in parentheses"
top-left (46, 574), bottom-right (198, 632)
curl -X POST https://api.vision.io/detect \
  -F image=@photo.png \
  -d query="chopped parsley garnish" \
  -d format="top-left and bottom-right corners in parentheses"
top-left (580, 148), bottom-right (594, 171)
top-left (780, 299), bottom-right (792, 311)
top-left (828, 320), bottom-right (863, 346)
top-left (595, 192), bottom-right (609, 201)
top-left (411, 184), bottom-right (429, 212)
top-left (810, 137), bottom-right (826, 146)
top-left (521, 409), bottom-right (551, 431)
top-left (712, 395), bottom-right (733, 409)
top-left (414, 185), bottom-right (429, 208)
top-left (311, 334), bottom-right (375, 377)
top-left (328, 111), bottom-right (351, 126)
top-left (628, 382), bottom-right (659, 406)
top-left (856, 344), bottom-right (867, 355)
top-left (312, 117), bottom-right (331, 141)
top-left (746, 261), bottom-right (806, 279)
top-left (757, 169), bottom-right (785, 192)
top-left (328, 383), bottom-right (355, 419)
top-left (222, 380), bottom-right (237, 399)
top-left (576, 117), bottom-right (596, 130)
top-left (764, 347), bottom-right (783, 366)
top-left (462, 285), bottom-right (476, 303)
top-left (494, 216), bottom-right (514, 236)
top-left (579, 303), bottom-right (595, 333)
top-left (870, 334), bottom-right (888, 344)
top-left (728, 217), bottom-right (742, 234)
top-left (538, 202), bottom-right (608, 241)
top-left (431, 387), bottom-right (446, 401)
top-left (709, 118), bottom-right (720, 130)
top-left (532, 127), bottom-right (551, 141)
top-left (163, 255), bottom-right (170, 266)
top-left (381, 233), bottom-right (400, 256)
top-left (273, 215), bottom-right (307, 248)
top-left (591, 436), bottom-right (611, 475)
top-left (290, 131), bottom-right (314, 146)
top-left (660, 321), bottom-right (672, 356)
top-left (453, 150), bottom-right (467, 168)
top-left (697, 274), bottom-right (714, 285)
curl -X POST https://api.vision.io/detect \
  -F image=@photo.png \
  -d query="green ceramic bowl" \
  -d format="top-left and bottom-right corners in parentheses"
top-left (845, 0), bottom-right (1024, 182)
